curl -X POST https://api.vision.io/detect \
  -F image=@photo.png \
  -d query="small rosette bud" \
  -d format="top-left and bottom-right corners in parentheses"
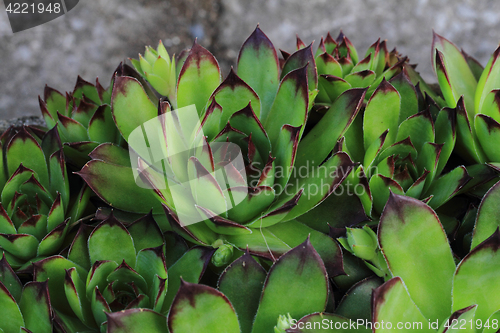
top-left (211, 243), bottom-right (234, 267)
top-left (339, 225), bottom-right (379, 261)
top-left (274, 313), bottom-right (295, 333)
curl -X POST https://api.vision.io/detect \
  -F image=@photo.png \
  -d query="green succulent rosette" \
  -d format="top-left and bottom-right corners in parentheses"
top-left (0, 126), bottom-right (89, 269)
top-left (305, 31), bottom-right (441, 107)
top-left (33, 212), bottom-right (214, 332)
top-left (78, 26), bottom-right (359, 276)
top-left (38, 71), bottom-right (124, 168)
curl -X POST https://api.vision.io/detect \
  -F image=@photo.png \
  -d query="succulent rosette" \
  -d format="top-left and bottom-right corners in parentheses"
top-left (0, 125), bottom-right (89, 269)
top-left (38, 72), bottom-right (123, 168)
top-left (32, 212), bottom-right (214, 332)
top-left (306, 31), bottom-right (441, 107)
top-left (78, 26), bottom-right (362, 272)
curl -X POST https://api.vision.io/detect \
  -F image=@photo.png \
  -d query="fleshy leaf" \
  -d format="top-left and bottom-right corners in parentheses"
top-left (379, 193), bottom-right (455, 323)
top-left (107, 308), bottom-right (168, 333)
top-left (281, 44), bottom-right (318, 91)
top-left (294, 88), bottom-right (365, 174)
top-left (19, 281), bottom-right (52, 333)
top-left (218, 251), bottom-right (267, 333)
top-left (77, 160), bottom-right (163, 214)
top-left (0, 282), bottom-right (24, 333)
top-left (111, 76), bottom-right (157, 141)
top-left (471, 180), bottom-right (500, 249)
top-left (211, 69), bottom-right (261, 126)
top-left (336, 276), bottom-right (382, 322)
top-left (264, 67), bottom-right (308, 148)
top-left (168, 281), bottom-right (240, 333)
top-left (363, 79), bottom-right (401, 151)
top-left (372, 277), bottom-right (433, 333)
top-left (161, 246), bottom-right (213, 314)
top-left (177, 41), bottom-right (221, 116)
top-left (6, 129), bottom-right (49, 189)
top-left (0, 254), bottom-right (22, 302)
top-left (475, 114), bottom-right (500, 162)
top-left (88, 215), bottom-right (137, 267)
top-left (475, 46), bottom-right (500, 116)
top-left (424, 166), bottom-right (471, 209)
top-left (251, 238), bottom-right (328, 333)
top-left (453, 229), bottom-right (500, 324)
top-left (237, 26), bottom-right (279, 120)
top-left (432, 32), bottom-right (477, 114)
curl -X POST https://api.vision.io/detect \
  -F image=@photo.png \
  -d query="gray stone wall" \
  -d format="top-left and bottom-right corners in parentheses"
top-left (1, 0), bottom-right (500, 121)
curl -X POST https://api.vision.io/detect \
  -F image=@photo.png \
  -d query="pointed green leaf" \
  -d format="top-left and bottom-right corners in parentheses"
top-left (364, 79), bottom-right (401, 151)
top-left (471, 180), bottom-right (500, 249)
top-left (0, 234), bottom-right (38, 261)
top-left (64, 268), bottom-right (94, 327)
top-left (372, 277), bottom-right (433, 333)
top-left (424, 166), bottom-right (471, 209)
top-left (453, 229), bottom-right (500, 324)
top-left (317, 75), bottom-right (352, 104)
top-left (432, 32), bottom-right (477, 114)
top-left (161, 246), bottom-right (213, 314)
top-left (111, 76), bottom-right (157, 141)
top-left (19, 281), bottom-right (52, 333)
top-left (316, 52), bottom-right (342, 77)
top-left (168, 281), bottom-right (240, 333)
top-left (88, 216), bottom-right (136, 266)
top-left (281, 44), bottom-right (318, 91)
top-left (475, 114), bottom-right (500, 162)
top-left (6, 129), bottom-right (49, 189)
top-left (264, 67), bottom-right (308, 148)
top-left (379, 194), bottom-right (455, 323)
top-left (396, 110), bottom-right (434, 153)
top-left (218, 251), bottom-right (267, 333)
top-left (336, 277), bottom-right (382, 322)
top-left (177, 41), bottom-right (221, 116)
top-left (237, 27), bottom-right (279, 120)
top-left (0, 282), bottom-right (24, 333)
top-left (88, 105), bottom-right (119, 143)
top-left (0, 254), bottom-right (22, 302)
top-left (107, 308), bottom-right (167, 333)
top-left (294, 88), bottom-right (365, 173)
top-left (128, 213), bottom-right (164, 253)
top-left (67, 224), bottom-right (93, 272)
top-left (476, 46), bottom-right (500, 115)
top-left (135, 246), bottom-right (168, 288)
top-left (34, 256), bottom-right (86, 314)
top-left (77, 160), bottom-right (163, 214)
top-left (283, 152), bottom-right (354, 221)
top-left (390, 71), bottom-right (419, 124)
top-left (435, 107), bottom-right (457, 175)
top-left (88, 143), bottom-right (131, 167)
top-left (344, 70), bottom-right (376, 88)
top-left (211, 69), bottom-right (261, 126)
top-left (251, 238), bottom-right (328, 333)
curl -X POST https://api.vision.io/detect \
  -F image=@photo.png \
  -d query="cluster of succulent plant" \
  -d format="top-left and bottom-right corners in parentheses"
top-left (3, 24), bottom-right (500, 333)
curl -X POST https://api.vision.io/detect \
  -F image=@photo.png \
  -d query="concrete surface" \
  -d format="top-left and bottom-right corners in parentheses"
top-left (1, 0), bottom-right (500, 121)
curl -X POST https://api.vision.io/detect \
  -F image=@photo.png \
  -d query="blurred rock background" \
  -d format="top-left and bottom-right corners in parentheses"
top-left (1, 0), bottom-right (500, 123)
